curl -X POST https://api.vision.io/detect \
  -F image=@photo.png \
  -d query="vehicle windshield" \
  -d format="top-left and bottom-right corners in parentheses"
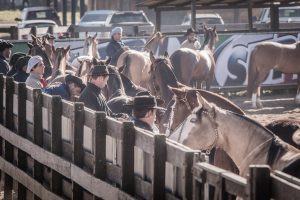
top-left (110, 13), bottom-right (148, 24)
top-left (279, 8), bottom-right (300, 18)
top-left (81, 14), bottom-right (108, 22)
top-left (196, 17), bottom-right (222, 24)
top-left (27, 10), bottom-right (58, 20)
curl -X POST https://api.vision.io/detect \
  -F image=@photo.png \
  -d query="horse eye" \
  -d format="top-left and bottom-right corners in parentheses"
top-left (190, 118), bottom-right (197, 123)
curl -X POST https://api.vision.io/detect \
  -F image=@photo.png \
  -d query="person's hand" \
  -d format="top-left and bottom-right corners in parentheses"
top-left (112, 113), bottom-right (129, 120)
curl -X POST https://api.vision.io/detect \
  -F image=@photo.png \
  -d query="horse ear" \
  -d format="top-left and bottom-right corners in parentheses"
top-left (93, 33), bottom-right (97, 40)
top-left (149, 51), bottom-right (155, 63)
top-left (118, 65), bottom-right (125, 73)
top-left (164, 51), bottom-right (169, 58)
top-left (27, 42), bottom-right (33, 49)
top-left (168, 86), bottom-right (185, 98)
top-left (92, 57), bottom-right (98, 65)
top-left (105, 57), bottom-right (111, 65)
top-left (65, 45), bottom-right (71, 54)
top-left (213, 25), bottom-right (216, 32)
top-left (203, 24), bottom-right (208, 31)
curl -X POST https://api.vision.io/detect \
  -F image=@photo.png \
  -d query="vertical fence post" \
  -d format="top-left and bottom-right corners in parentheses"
top-left (3, 77), bottom-right (14, 200)
top-left (72, 102), bottom-right (84, 200)
top-left (248, 165), bottom-right (271, 200)
top-left (153, 134), bottom-right (166, 199)
top-left (193, 153), bottom-right (205, 200)
top-left (184, 151), bottom-right (195, 200)
top-left (121, 121), bottom-right (135, 195)
top-left (50, 96), bottom-right (63, 195)
top-left (93, 112), bottom-right (107, 200)
top-left (32, 89), bottom-right (43, 200)
top-left (0, 74), bottom-right (3, 124)
top-left (17, 82), bottom-right (27, 198)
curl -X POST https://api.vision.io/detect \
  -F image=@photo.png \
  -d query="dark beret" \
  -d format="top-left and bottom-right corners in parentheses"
top-left (10, 52), bottom-right (26, 66)
top-left (65, 74), bottom-right (86, 90)
top-left (15, 55), bottom-right (31, 71)
top-left (0, 39), bottom-right (14, 52)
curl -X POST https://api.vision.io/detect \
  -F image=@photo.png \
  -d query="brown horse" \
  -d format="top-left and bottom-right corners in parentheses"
top-left (116, 32), bottom-right (165, 90)
top-left (48, 46), bottom-right (71, 82)
top-left (170, 95), bottom-right (300, 178)
top-left (247, 41), bottom-right (300, 108)
top-left (170, 25), bottom-right (218, 90)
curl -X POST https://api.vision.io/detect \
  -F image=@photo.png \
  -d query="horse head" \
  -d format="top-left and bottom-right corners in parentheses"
top-left (83, 33), bottom-right (100, 59)
top-left (203, 25), bottom-right (219, 51)
top-left (149, 51), bottom-right (178, 104)
top-left (144, 32), bottom-right (166, 54)
top-left (51, 45), bottom-right (70, 80)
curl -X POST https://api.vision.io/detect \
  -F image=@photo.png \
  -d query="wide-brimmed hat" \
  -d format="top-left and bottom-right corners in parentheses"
top-left (135, 91), bottom-right (165, 106)
top-left (124, 94), bottom-right (166, 110)
top-left (185, 28), bottom-right (196, 36)
top-left (0, 39), bottom-right (13, 51)
top-left (65, 74), bottom-right (86, 90)
top-left (88, 65), bottom-right (110, 76)
top-left (15, 55), bottom-right (31, 71)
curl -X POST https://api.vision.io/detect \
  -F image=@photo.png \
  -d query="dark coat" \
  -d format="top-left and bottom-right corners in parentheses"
top-left (43, 83), bottom-right (71, 101)
top-left (79, 82), bottom-right (111, 115)
top-left (105, 39), bottom-right (125, 66)
top-left (0, 55), bottom-right (9, 75)
top-left (12, 71), bottom-right (29, 82)
top-left (6, 68), bottom-right (17, 77)
top-left (133, 118), bottom-right (153, 132)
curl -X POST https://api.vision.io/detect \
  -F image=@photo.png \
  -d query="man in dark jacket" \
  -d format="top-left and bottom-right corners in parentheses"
top-left (79, 64), bottom-right (112, 114)
top-left (12, 55), bottom-right (31, 82)
top-left (43, 74), bottom-right (85, 101)
top-left (0, 39), bottom-right (13, 75)
top-left (7, 52), bottom-right (26, 77)
top-left (125, 92), bottom-right (165, 133)
top-left (105, 27), bottom-right (129, 66)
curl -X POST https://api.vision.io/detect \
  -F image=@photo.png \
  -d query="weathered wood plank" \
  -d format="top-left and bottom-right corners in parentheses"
top-left (183, 152), bottom-right (194, 200)
top-left (153, 134), bottom-right (166, 200)
top-left (106, 163), bottom-right (121, 185)
top-left (72, 102), bottom-right (84, 200)
top-left (270, 173), bottom-right (300, 200)
top-left (93, 112), bottom-right (107, 180)
top-left (222, 172), bottom-right (247, 198)
top-left (50, 96), bottom-right (63, 196)
top-left (134, 176), bottom-right (152, 200)
top-left (248, 165), bottom-right (271, 200)
top-left (0, 74), bottom-right (3, 123)
top-left (121, 121), bottom-right (135, 195)
top-left (135, 128), bottom-right (154, 154)
top-left (0, 156), bottom-right (64, 200)
top-left (106, 117), bottom-right (122, 139)
top-left (5, 77), bottom-right (14, 130)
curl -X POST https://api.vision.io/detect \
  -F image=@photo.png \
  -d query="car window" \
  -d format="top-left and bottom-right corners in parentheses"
top-left (196, 17), bottom-right (222, 25)
top-left (27, 10), bottom-right (58, 20)
top-left (81, 14), bottom-right (108, 22)
top-left (279, 8), bottom-right (300, 18)
top-left (110, 13), bottom-right (148, 24)
top-left (24, 23), bottom-right (55, 28)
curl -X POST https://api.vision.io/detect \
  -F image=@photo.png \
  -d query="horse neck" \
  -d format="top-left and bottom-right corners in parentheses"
top-left (92, 43), bottom-right (100, 59)
top-left (158, 68), bottom-right (179, 106)
top-left (83, 41), bottom-right (93, 57)
top-left (215, 110), bottom-right (274, 174)
top-left (207, 37), bottom-right (215, 51)
top-left (159, 99), bottom-right (175, 134)
top-left (145, 38), bottom-right (160, 54)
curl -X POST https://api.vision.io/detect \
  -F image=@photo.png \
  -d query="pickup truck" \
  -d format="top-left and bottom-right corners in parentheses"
top-left (257, 6), bottom-right (300, 24)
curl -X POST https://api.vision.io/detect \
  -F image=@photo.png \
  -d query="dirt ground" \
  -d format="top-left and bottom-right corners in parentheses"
top-left (227, 92), bottom-right (300, 126)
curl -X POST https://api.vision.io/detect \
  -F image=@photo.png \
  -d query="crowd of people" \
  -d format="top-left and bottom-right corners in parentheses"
top-left (0, 26), bottom-right (187, 134)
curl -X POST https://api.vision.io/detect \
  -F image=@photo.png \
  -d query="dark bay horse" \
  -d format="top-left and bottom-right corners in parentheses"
top-left (116, 32), bottom-right (165, 90)
top-left (170, 95), bottom-right (300, 178)
top-left (247, 41), bottom-right (300, 108)
top-left (170, 25), bottom-right (218, 90)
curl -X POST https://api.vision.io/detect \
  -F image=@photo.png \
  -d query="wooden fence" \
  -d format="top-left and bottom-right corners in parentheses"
top-left (193, 160), bottom-right (300, 200)
top-left (0, 74), bottom-right (199, 199)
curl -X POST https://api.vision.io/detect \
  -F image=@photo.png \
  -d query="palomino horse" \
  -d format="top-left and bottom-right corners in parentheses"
top-left (170, 25), bottom-right (218, 90)
top-left (247, 41), bottom-right (300, 108)
top-left (116, 32), bottom-right (165, 90)
top-left (83, 33), bottom-right (100, 59)
top-left (170, 95), bottom-right (300, 178)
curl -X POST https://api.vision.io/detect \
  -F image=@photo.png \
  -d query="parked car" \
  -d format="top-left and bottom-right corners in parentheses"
top-left (78, 10), bottom-right (154, 37)
top-left (17, 19), bottom-right (58, 28)
top-left (256, 6), bottom-right (300, 24)
top-left (181, 13), bottom-right (225, 26)
top-left (15, 6), bottom-right (61, 26)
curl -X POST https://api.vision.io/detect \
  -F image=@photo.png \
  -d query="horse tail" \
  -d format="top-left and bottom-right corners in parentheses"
top-left (170, 50), bottom-right (182, 82)
top-left (247, 47), bottom-right (258, 97)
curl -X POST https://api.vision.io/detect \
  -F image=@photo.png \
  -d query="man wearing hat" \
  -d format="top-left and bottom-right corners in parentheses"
top-left (0, 39), bottom-right (14, 75)
top-left (6, 52), bottom-right (26, 77)
top-left (106, 27), bottom-right (130, 66)
top-left (12, 55), bottom-right (31, 82)
top-left (25, 55), bottom-right (47, 88)
top-left (43, 74), bottom-right (85, 101)
top-left (79, 64), bottom-right (111, 114)
top-left (180, 28), bottom-right (201, 50)
top-left (125, 92), bottom-right (165, 133)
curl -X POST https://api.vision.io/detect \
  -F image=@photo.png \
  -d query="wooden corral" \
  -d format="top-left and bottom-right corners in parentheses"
top-left (0, 74), bottom-right (199, 199)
